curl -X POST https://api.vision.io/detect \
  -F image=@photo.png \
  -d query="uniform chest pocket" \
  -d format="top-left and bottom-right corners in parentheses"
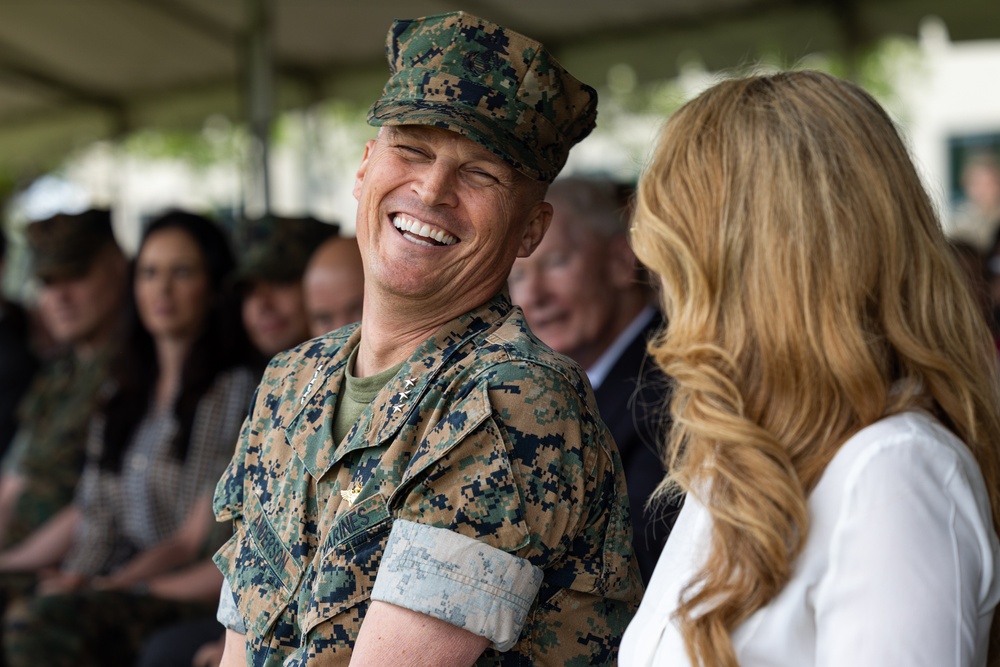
top-left (221, 494), bottom-right (303, 641)
top-left (300, 493), bottom-right (393, 636)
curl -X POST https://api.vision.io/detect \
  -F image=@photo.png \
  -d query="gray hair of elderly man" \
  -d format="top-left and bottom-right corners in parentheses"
top-left (544, 176), bottom-right (635, 239)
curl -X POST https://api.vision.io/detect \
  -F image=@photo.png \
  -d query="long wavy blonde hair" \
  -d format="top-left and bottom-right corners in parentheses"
top-left (630, 70), bottom-right (1000, 666)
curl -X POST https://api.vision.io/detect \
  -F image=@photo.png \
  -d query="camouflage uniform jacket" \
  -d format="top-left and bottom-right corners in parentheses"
top-left (214, 292), bottom-right (643, 666)
top-left (2, 348), bottom-right (110, 546)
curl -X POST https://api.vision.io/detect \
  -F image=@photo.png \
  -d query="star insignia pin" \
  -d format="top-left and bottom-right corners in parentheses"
top-left (340, 482), bottom-right (362, 505)
top-left (404, 377), bottom-right (417, 388)
top-left (300, 364), bottom-right (326, 405)
top-left (392, 404), bottom-right (403, 414)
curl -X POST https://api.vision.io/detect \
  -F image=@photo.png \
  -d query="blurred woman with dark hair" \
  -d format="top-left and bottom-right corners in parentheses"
top-left (0, 211), bottom-right (255, 666)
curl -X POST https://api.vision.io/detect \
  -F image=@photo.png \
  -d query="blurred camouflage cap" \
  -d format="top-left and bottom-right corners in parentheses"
top-left (367, 11), bottom-right (598, 183)
top-left (24, 208), bottom-right (119, 282)
top-left (235, 216), bottom-right (339, 287)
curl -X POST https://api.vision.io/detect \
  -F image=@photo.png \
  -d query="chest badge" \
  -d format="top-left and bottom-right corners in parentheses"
top-left (340, 481), bottom-right (363, 506)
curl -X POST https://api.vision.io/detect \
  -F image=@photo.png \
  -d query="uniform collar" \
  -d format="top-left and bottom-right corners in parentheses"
top-left (285, 292), bottom-right (513, 479)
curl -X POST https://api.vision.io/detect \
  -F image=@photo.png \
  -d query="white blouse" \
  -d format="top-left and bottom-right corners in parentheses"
top-left (621, 411), bottom-right (1000, 667)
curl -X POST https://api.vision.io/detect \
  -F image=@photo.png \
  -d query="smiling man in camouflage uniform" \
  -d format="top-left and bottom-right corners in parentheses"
top-left (214, 12), bottom-right (642, 666)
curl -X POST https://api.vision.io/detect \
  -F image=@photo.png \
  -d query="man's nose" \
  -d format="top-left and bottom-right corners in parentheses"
top-left (157, 275), bottom-right (174, 292)
top-left (413, 162), bottom-right (459, 208)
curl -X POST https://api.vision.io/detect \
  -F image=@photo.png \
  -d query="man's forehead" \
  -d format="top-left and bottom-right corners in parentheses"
top-left (546, 205), bottom-right (599, 242)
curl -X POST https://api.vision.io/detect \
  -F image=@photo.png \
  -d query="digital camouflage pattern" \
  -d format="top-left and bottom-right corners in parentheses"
top-left (367, 11), bottom-right (598, 183)
top-left (2, 349), bottom-right (110, 546)
top-left (214, 292), bottom-right (643, 666)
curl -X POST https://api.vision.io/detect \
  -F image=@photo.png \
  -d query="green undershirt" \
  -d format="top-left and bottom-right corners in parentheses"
top-left (332, 347), bottom-right (404, 444)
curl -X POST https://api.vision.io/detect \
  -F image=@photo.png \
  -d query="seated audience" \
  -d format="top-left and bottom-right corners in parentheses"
top-left (136, 232), bottom-right (366, 667)
top-left (0, 211), bottom-right (256, 667)
top-left (620, 70), bottom-right (1000, 666)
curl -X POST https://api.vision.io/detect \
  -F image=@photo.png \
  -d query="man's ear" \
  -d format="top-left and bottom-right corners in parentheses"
top-left (607, 234), bottom-right (639, 288)
top-left (352, 140), bottom-right (377, 201)
top-left (516, 201), bottom-right (553, 258)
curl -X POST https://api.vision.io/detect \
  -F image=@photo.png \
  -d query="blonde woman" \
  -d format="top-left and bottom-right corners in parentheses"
top-left (621, 70), bottom-right (1000, 666)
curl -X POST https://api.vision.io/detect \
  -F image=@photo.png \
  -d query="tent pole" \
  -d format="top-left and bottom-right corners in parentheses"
top-left (245, 0), bottom-right (273, 218)
top-left (829, 0), bottom-right (863, 81)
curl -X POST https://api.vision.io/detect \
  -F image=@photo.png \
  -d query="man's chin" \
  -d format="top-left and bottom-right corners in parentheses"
top-left (53, 327), bottom-right (88, 345)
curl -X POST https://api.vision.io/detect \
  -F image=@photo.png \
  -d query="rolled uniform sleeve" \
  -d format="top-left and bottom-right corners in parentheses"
top-left (368, 357), bottom-right (635, 659)
top-left (371, 519), bottom-right (543, 651)
top-left (217, 579), bottom-right (247, 634)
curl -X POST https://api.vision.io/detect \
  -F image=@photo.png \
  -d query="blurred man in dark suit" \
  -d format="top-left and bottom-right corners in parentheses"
top-left (510, 176), bottom-right (677, 584)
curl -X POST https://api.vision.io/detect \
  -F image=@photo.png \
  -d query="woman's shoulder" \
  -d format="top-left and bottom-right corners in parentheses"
top-left (812, 411), bottom-right (995, 544)
top-left (826, 411), bottom-right (975, 487)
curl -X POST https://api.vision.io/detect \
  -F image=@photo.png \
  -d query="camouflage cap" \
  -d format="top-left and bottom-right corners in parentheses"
top-left (24, 209), bottom-right (119, 282)
top-left (235, 216), bottom-right (339, 287)
top-left (367, 12), bottom-right (598, 183)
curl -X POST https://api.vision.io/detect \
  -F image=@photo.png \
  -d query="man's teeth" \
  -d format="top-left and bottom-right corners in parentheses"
top-left (392, 215), bottom-right (458, 245)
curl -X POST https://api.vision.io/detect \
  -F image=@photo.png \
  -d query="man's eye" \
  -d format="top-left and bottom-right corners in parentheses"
top-left (397, 144), bottom-right (427, 158)
top-left (467, 168), bottom-right (499, 184)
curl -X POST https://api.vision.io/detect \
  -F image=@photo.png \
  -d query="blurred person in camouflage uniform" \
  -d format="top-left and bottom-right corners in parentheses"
top-left (0, 209), bottom-right (127, 549)
top-left (0, 226), bottom-right (38, 464)
top-left (213, 11), bottom-right (642, 667)
top-left (236, 216), bottom-right (339, 368)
